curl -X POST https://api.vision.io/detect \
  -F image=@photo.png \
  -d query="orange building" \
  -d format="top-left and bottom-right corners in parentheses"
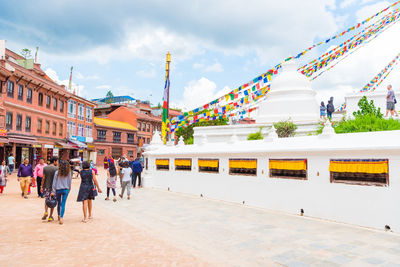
top-left (0, 41), bottom-right (95, 166)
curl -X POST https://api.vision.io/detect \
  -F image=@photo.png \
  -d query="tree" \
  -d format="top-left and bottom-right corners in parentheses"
top-left (20, 48), bottom-right (32, 59)
top-left (105, 90), bottom-right (114, 104)
top-left (175, 118), bottom-right (228, 144)
top-left (353, 96), bottom-right (383, 118)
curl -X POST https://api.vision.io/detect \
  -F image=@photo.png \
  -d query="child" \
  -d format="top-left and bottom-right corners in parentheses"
top-left (0, 160), bottom-right (10, 194)
top-left (105, 162), bottom-right (117, 202)
top-left (119, 162), bottom-right (132, 200)
top-left (320, 101), bottom-right (327, 120)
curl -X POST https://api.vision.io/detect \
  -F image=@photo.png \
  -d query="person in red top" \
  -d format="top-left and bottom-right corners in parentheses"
top-left (103, 156), bottom-right (109, 169)
top-left (33, 158), bottom-right (47, 198)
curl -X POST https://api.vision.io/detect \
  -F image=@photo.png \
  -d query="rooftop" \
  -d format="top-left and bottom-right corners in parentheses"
top-left (94, 117), bottom-right (138, 131)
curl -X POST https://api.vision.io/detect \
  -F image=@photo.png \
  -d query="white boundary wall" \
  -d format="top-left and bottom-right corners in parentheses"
top-left (144, 130), bottom-right (400, 231)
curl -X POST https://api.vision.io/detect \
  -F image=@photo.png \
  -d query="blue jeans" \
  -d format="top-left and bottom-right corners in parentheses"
top-left (9, 164), bottom-right (14, 172)
top-left (56, 189), bottom-right (69, 218)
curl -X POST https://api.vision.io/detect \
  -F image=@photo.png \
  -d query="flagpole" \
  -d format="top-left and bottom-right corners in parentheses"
top-left (161, 52), bottom-right (171, 144)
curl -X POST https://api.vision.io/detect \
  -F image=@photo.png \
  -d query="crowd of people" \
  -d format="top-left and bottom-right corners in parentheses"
top-left (0, 154), bottom-right (144, 225)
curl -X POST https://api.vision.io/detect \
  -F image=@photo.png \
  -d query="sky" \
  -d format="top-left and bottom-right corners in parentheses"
top-left (1, 0), bottom-right (400, 110)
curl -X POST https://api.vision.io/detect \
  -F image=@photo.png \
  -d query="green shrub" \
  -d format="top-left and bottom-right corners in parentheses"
top-left (353, 96), bottom-right (383, 118)
top-left (273, 120), bottom-right (297, 137)
top-left (334, 114), bottom-right (400, 133)
top-left (247, 127), bottom-right (264, 140)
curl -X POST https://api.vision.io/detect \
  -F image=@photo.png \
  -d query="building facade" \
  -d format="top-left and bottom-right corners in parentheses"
top-left (93, 117), bottom-right (138, 165)
top-left (0, 41), bottom-right (95, 166)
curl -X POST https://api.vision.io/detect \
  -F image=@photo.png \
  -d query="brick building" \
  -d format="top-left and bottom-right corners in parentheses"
top-left (93, 117), bottom-right (137, 165)
top-left (0, 41), bottom-right (95, 166)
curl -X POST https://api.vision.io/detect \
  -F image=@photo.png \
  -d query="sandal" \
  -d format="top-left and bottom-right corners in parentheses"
top-left (113, 198), bottom-right (117, 202)
top-left (42, 212), bottom-right (48, 220)
top-left (48, 216), bottom-right (54, 222)
top-left (82, 219), bottom-right (88, 223)
top-left (105, 197), bottom-right (109, 201)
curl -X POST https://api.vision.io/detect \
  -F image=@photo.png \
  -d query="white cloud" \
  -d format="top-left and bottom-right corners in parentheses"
top-left (204, 62), bottom-right (224, 72)
top-left (96, 85), bottom-right (110, 90)
top-left (340, 0), bottom-right (357, 9)
top-left (44, 68), bottom-right (84, 96)
top-left (136, 69), bottom-right (156, 78)
top-left (179, 77), bottom-right (231, 110)
top-left (193, 62), bottom-right (204, 69)
top-left (356, 1), bottom-right (390, 21)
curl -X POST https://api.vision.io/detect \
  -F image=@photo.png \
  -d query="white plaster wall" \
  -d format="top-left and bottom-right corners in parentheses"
top-left (345, 91), bottom-right (400, 118)
top-left (144, 130), bottom-right (400, 231)
top-left (0, 40), bottom-right (6, 60)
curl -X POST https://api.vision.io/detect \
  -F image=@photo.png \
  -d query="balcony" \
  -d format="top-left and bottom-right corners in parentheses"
top-left (113, 137), bottom-right (121, 143)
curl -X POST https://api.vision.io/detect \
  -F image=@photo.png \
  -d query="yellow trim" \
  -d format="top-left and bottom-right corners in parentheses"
top-left (329, 160), bottom-right (388, 174)
top-left (175, 159), bottom-right (191, 167)
top-left (269, 159), bottom-right (307, 171)
top-left (229, 159), bottom-right (257, 169)
top-left (156, 159), bottom-right (169, 166)
top-left (94, 117), bottom-right (138, 131)
top-left (198, 159), bottom-right (219, 168)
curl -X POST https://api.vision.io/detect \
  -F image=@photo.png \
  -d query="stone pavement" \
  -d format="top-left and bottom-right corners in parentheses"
top-left (1, 169), bottom-right (400, 266)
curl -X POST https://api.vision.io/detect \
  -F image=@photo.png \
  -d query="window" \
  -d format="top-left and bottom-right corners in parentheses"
top-left (7, 81), bottom-right (14, 98)
top-left (138, 122), bottom-right (142, 131)
top-left (198, 159), bottom-right (219, 173)
top-left (46, 95), bottom-right (51, 108)
top-left (17, 84), bottom-right (23, 100)
top-left (59, 123), bottom-right (63, 136)
top-left (45, 120), bottom-right (50, 134)
top-left (97, 130), bottom-right (106, 141)
top-left (16, 114), bottom-right (22, 131)
top-left (60, 100), bottom-right (64, 113)
top-left (127, 133), bottom-right (135, 144)
top-left (25, 116), bottom-right (31, 132)
top-left (85, 125), bottom-right (92, 138)
top-left (147, 124), bottom-right (151, 132)
top-left (78, 103), bottom-right (85, 121)
top-left (86, 106), bottom-right (93, 122)
top-left (5, 112), bottom-right (13, 130)
top-left (68, 100), bottom-right (76, 118)
top-left (329, 159), bottom-right (388, 186)
top-left (156, 159), bottom-right (169, 170)
top-left (269, 159), bottom-right (307, 180)
top-left (113, 131), bottom-right (121, 143)
top-left (37, 119), bottom-right (42, 133)
top-left (127, 150), bottom-right (134, 157)
top-left (67, 121), bottom-right (76, 136)
top-left (77, 123), bottom-right (84, 136)
top-left (26, 88), bottom-right (32, 103)
top-left (52, 122), bottom-right (57, 136)
top-left (229, 159), bottom-right (257, 176)
top-left (53, 98), bottom-right (58, 111)
top-left (38, 93), bottom-right (43, 106)
top-left (175, 158), bottom-right (192, 171)
top-left (97, 149), bottom-right (105, 156)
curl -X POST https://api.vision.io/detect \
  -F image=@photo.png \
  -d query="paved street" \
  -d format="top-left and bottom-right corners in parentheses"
top-left (1, 169), bottom-right (400, 266)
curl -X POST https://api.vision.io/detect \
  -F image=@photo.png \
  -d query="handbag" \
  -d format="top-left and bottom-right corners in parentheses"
top-left (92, 186), bottom-right (98, 197)
top-left (394, 98), bottom-right (397, 104)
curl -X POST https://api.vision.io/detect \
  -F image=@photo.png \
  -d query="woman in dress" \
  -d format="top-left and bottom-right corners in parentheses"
top-left (0, 160), bottom-right (10, 194)
top-left (77, 161), bottom-right (102, 222)
top-left (105, 162), bottom-right (117, 202)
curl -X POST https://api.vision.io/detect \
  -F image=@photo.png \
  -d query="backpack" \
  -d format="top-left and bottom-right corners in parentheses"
top-left (327, 104), bottom-right (335, 113)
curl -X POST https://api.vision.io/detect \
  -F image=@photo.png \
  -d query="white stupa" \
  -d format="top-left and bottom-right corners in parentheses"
top-left (256, 59), bottom-right (320, 124)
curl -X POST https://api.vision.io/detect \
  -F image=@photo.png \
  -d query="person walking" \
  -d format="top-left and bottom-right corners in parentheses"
top-left (131, 158), bottom-right (143, 188)
top-left (41, 157), bottom-right (58, 222)
top-left (0, 160), bottom-right (10, 194)
top-left (8, 153), bottom-right (15, 173)
top-left (33, 158), bottom-right (47, 198)
top-left (385, 85), bottom-right (399, 117)
top-left (320, 101), bottom-right (327, 120)
top-left (51, 160), bottom-right (72, 225)
top-left (105, 162), bottom-right (117, 202)
top-left (119, 162), bottom-right (132, 200)
top-left (326, 100), bottom-right (335, 120)
top-left (103, 156), bottom-right (109, 170)
top-left (17, 158), bottom-right (34, 199)
top-left (77, 161), bottom-right (102, 223)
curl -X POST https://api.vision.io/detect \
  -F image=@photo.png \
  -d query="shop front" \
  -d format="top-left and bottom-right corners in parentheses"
top-left (7, 136), bottom-right (37, 168)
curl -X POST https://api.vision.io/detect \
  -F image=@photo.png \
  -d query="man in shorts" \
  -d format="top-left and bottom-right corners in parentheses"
top-left (40, 156), bottom-right (58, 222)
top-left (385, 85), bottom-right (399, 117)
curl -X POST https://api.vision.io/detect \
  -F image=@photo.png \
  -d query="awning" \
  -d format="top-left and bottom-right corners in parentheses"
top-left (0, 137), bottom-right (9, 144)
top-left (8, 137), bottom-right (37, 145)
top-left (55, 142), bottom-right (76, 149)
top-left (69, 140), bottom-right (88, 148)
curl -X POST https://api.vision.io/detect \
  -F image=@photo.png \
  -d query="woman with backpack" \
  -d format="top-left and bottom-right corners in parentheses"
top-left (326, 99), bottom-right (335, 120)
top-left (105, 162), bottom-right (117, 202)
